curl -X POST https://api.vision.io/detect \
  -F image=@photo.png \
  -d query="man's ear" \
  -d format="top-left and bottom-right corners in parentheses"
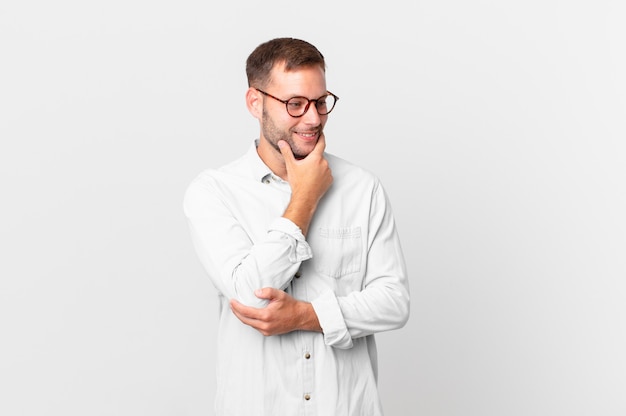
top-left (245, 87), bottom-right (262, 119)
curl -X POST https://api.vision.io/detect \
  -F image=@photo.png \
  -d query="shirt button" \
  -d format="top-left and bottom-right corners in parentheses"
top-left (304, 352), bottom-right (311, 359)
top-left (295, 271), bottom-right (302, 278)
top-left (304, 394), bottom-right (311, 401)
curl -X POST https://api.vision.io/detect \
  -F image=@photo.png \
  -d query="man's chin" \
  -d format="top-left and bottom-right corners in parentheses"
top-left (293, 146), bottom-right (314, 160)
top-left (271, 138), bottom-right (314, 159)
top-left (293, 139), bottom-right (319, 159)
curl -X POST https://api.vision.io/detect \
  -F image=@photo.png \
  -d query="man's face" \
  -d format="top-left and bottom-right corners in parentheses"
top-left (260, 63), bottom-right (328, 159)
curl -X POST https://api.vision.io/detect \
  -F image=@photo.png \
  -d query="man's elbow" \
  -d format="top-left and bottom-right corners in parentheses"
top-left (392, 287), bottom-right (411, 329)
top-left (398, 297), bottom-right (410, 328)
top-left (231, 289), bottom-right (270, 309)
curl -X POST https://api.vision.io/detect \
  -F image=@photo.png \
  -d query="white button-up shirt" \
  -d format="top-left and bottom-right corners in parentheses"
top-left (184, 140), bottom-right (410, 416)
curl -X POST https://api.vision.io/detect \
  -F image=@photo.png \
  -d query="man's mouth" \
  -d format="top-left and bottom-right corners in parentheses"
top-left (294, 131), bottom-right (319, 140)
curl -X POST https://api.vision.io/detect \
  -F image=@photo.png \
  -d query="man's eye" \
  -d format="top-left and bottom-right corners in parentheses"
top-left (288, 101), bottom-right (304, 108)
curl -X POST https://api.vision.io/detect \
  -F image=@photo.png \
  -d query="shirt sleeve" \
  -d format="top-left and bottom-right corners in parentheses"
top-left (311, 182), bottom-right (410, 349)
top-left (183, 174), bottom-right (312, 308)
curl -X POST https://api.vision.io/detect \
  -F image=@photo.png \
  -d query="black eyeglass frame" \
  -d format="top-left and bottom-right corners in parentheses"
top-left (255, 88), bottom-right (339, 118)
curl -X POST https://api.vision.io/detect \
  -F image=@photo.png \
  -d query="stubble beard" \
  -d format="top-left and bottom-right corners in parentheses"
top-left (261, 108), bottom-right (319, 160)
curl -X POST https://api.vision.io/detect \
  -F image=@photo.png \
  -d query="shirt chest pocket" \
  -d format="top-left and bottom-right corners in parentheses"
top-left (313, 227), bottom-right (362, 278)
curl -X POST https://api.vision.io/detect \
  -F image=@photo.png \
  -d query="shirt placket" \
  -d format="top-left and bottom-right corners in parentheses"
top-left (301, 339), bottom-right (315, 415)
top-left (291, 268), bottom-right (316, 415)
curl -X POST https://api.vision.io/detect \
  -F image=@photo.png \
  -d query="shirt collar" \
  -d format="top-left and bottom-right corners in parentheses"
top-left (248, 139), bottom-right (280, 184)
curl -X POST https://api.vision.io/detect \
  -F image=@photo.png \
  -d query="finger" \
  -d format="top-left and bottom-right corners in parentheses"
top-left (229, 298), bottom-right (244, 316)
top-left (231, 305), bottom-right (262, 328)
top-left (230, 301), bottom-right (271, 334)
top-left (278, 140), bottom-right (296, 165)
top-left (254, 287), bottom-right (282, 301)
top-left (312, 132), bottom-right (326, 155)
top-left (230, 299), bottom-right (259, 319)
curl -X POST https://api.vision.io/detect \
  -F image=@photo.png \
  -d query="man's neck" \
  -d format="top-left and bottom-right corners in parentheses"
top-left (256, 138), bottom-right (288, 180)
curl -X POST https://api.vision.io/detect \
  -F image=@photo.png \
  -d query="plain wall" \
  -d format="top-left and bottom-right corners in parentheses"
top-left (1, 1), bottom-right (625, 415)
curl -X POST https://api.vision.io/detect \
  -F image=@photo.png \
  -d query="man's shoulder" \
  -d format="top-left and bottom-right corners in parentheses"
top-left (183, 152), bottom-right (256, 214)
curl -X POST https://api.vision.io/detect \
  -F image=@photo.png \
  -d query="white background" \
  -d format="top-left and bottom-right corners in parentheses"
top-left (1, 1), bottom-right (625, 415)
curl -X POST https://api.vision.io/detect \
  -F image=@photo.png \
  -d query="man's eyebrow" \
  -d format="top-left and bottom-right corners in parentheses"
top-left (286, 92), bottom-right (329, 99)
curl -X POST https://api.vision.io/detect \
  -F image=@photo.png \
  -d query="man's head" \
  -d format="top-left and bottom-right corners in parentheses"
top-left (246, 38), bottom-right (326, 89)
top-left (246, 38), bottom-right (334, 163)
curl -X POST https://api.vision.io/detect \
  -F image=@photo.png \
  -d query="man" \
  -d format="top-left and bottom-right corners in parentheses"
top-left (184, 37), bottom-right (410, 416)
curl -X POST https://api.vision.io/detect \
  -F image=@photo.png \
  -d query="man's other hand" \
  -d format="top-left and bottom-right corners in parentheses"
top-left (230, 288), bottom-right (322, 336)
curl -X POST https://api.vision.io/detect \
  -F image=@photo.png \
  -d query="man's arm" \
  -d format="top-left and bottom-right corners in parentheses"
top-left (184, 178), bottom-right (312, 308)
top-left (227, 136), bottom-right (331, 334)
top-left (312, 182), bottom-right (410, 348)
top-left (231, 172), bottom-right (410, 345)
top-left (279, 134), bottom-right (333, 236)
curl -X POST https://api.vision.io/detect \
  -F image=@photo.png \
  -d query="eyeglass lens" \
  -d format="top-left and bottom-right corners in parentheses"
top-left (287, 94), bottom-right (336, 117)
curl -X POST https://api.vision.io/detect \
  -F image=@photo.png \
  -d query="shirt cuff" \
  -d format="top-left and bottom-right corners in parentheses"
top-left (268, 217), bottom-right (312, 262)
top-left (311, 290), bottom-right (353, 349)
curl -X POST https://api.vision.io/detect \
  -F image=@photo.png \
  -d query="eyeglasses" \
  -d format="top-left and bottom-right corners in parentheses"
top-left (255, 88), bottom-right (339, 117)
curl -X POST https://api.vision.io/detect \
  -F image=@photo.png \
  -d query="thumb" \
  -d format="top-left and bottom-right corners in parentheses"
top-left (312, 132), bottom-right (326, 155)
top-left (254, 287), bottom-right (279, 300)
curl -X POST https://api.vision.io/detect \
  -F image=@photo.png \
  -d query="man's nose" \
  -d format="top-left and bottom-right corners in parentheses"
top-left (301, 102), bottom-right (322, 124)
